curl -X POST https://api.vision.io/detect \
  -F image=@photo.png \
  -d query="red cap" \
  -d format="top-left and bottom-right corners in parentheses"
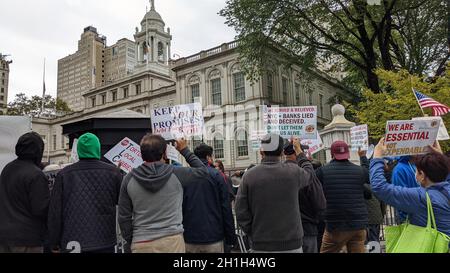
top-left (331, 141), bottom-right (350, 160)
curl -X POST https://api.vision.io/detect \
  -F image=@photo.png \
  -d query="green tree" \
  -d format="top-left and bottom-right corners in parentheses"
top-left (7, 93), bottom-right (72, 116)
top-left (220, 0), bottom-right (448, 93)
top-left (348, 68), bottom-right (450, 151)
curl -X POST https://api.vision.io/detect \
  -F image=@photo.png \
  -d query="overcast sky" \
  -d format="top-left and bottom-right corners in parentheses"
top-left (0, 0), bottom-right (236, 103)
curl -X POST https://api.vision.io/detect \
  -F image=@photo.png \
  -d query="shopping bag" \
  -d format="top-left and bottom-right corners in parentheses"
top-left (385, 193), bottom-right (450, 253)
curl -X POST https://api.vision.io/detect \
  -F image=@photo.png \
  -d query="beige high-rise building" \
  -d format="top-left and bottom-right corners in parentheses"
top-left (104, 38), bottom-right (137, 84)
top-left (57, 26), bottom-right (106, 112)
top-left (0, 54), bottom-right (12, 115)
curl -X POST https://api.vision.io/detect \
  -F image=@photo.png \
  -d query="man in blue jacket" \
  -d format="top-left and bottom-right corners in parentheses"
top-left (182, 143), bottom-right (236, 253)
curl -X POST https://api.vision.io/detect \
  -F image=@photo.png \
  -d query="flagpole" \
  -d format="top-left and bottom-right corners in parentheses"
top-left (41, 58), bottom-right (46, 116)
top-left (410, 76), bottom-right (426, 117)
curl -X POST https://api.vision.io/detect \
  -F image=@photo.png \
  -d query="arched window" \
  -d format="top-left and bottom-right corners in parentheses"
top-left (236, 130), bottom-right (248, 157)
top-left (213, 134), bottom-right (224, 159)
top-left (267, 73), bottom-right (273, 101)
top-left (190, 84), bottom-right (200, 103)
top-left (191, 136), bottom-right (203, 150)
top-left (158, 42), bottom-right (164, 62)
top-left (233, 72), bottom-right (246, 102)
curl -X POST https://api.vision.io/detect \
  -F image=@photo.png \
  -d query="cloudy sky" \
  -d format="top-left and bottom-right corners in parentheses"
top-left (0, 0), bottom-right (236, 103)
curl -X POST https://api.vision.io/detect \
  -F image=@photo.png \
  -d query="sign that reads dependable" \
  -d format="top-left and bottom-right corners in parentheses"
top-left (263, 106), bottom-right (317, 140)
top-left (151, 103), bottom-right (204, 140)
top-left (384, 119), bottom-right (440, 156)
top-left (104, 137), bottom-right (144, 173)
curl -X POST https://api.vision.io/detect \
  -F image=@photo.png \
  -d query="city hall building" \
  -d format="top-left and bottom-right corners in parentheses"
top-left (32, 1), bottom-right (352, 170)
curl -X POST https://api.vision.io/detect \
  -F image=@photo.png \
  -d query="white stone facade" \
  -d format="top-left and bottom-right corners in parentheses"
top-left (38, 1), bottom-right (353, 170)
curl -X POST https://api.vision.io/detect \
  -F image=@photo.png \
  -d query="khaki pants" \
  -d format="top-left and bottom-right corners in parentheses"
top-left (0, 245), bottom-right (43, 253)
top-left (320, 229), bottom-right (367, 253)
top-left (185, 241), bottom-right (224, 253)
top-left (131, 234), bottom-right (185, 253)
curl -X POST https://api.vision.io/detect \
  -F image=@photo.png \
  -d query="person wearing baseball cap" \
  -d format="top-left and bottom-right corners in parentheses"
top-left (235, 134), bottom-right (316, 253)
top-left (316, 140), bottom-right (370, 253)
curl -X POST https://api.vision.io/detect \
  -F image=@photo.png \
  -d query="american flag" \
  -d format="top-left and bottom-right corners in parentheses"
top-left (413, 89), bottom-right (450, 116)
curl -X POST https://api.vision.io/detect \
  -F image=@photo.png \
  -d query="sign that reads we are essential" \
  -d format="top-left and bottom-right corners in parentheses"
top-left (104, 137), bottom-right (144, 173)
top-left (350, 125), bottom-right (369, 151)
top-left (263, 106), bottom-right (317, 140)
top-left (151, 103), bottom-right (204, 140)
top-left (384, 119), bottom-right (440, 156)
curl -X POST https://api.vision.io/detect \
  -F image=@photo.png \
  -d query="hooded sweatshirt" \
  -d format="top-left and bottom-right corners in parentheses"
top-left (391, 156), bottom-right (420, 222)
top-left (0, 132), bottom-right (50, 246)
top-left (77, 133), bottom-right (101, 159)
top-left (118, 147), bottom-right (208, 245)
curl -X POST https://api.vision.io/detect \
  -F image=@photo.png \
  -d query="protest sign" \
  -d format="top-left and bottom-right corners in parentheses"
top-left (104, 137), bottom-right (144, 173)
top-left (263, 106), bottom-right (317, 139)
top-left (412, 116), bottom-right (449, 141)
top-left (366, 144), bottom-right (375, 159)
top-left (384, 119), bottom-right (440, 156)
top-left (301, 136), bottom-right (325, 157)
top-left (0, 116), bottom-right (31, 173)
top-left (350, 125), bottom-right (369, 151)
top-left (151, 103), bottom-right (204, 140)
top-left (166, 144), bottom-right (180, 163)
top-left (250, 130), bottom-right (268, 151)
top-left (70, 139), bottom-right (79, 163)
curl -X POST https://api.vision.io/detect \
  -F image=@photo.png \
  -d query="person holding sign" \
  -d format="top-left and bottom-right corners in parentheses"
top-left (370, 140), bottom-right (450, 244)
top-left (118, 134), bottom-right (208, 253)
top-left (235, 134), bottom-right (316, 253)
top-left (283, 140), bottom-right (326, 253)
top-left (47, 133), bottom-right (123, 253)
top-left (181, 144), bottom-right (236, 253)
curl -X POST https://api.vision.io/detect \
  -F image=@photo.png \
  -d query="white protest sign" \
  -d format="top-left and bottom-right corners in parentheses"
top-left (70, 139), bottom-right (79, 163)
top-left (366, 144), bottom-right (375, 159)
top-left (412, 116), bottom-right (449, 141)
top-left (301, 136), bottom-right (325, 157)
top-left (166, 144), bottom-right (180, 163)
top-left (384, 119), bottom-right (440, 157)
top-left (263, 106), bottom-right (317, 139)
top-left (351, 124), bottom-right (369, 151)
top-left (250, 130), bottom-right (268, 151)
top-left (104, 137), bottom-right (144, 173)
top-left (0, 116), bottom-right (31, 172)
top-left (151, 103), bottom-right (204, 140)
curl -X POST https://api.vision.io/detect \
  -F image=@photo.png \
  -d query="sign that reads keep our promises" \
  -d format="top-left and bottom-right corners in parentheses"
top-left (384, 119), bottom-right (441, 157)
top-left (151, 103), bottom-right (204, 140)
top-left (263, 106), bottom-right (318, 140)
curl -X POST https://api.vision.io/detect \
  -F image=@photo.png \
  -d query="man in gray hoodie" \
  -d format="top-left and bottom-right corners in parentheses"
top-left (118, 134), bottom-right (208, 253)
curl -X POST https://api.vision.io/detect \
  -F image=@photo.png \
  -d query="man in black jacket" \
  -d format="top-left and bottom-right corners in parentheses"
top-left (0, 132), bottom-right (50, 253)
top-left (182, 144), bottom-right (236, 253)
top-left (316, 141), bottom-right (370, 253)
top-left (284, 141), bottom-right (326, 253)
top-left (47, 133), bottom-right (123, 253)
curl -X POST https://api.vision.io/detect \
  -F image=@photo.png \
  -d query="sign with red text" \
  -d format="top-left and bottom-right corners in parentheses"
top-left (384, 119), bottom-right (440, 156)
top-left (301, 136), bottom-right (325, 157)
top-left (350, 125), bottom-right (369, 151)
top-left (412, 117), bottom-right (449, 141)
top-left (263, 106), bottom-right (317, 139)
top-left (104, 137), bottom-right (144, 173)
top-left (151, 103), bottom-right (204, 140)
